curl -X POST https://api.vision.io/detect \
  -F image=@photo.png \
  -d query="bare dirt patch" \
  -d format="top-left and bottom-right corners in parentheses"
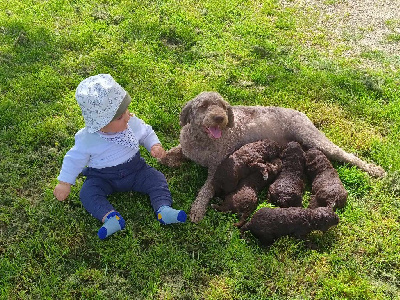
top-left (280, 0), bottom-right (400, 70)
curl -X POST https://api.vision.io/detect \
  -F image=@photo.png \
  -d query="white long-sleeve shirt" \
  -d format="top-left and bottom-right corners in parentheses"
top-left (57, 115), bottom-right (160, 185)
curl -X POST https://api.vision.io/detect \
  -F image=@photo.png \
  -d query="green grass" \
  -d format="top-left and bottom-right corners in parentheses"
top-left (1, 0), bottom-right (400, 299)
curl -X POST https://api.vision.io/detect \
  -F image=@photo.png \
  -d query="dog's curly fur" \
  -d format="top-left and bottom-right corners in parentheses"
top-left (212, 139), bottom-right (282, 195)
top-left (305, 148), bottom-right (348, 210)
top-left (160, 91), bottom-right (385, 223)
top-left (268, 141), bottom-right (306, 208)
top-left (212, 172), bottom-right (269, 228)
top-left (211, 139), bottom-right (282, 227)
top-left (240, 207), bottom-right (339, 246)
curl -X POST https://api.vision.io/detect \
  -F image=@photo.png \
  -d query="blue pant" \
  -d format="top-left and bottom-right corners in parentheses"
top-left (80, 153), bottom-right (172, 221)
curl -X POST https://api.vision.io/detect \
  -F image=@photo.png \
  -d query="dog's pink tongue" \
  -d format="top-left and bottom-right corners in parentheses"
top-left (208, 127), bottom-right (222, 139)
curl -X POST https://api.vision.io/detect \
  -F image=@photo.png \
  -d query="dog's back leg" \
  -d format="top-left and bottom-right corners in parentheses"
top-left (289, 111), bottom-right (385, 177)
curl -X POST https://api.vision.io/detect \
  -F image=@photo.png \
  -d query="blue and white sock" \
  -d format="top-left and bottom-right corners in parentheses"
top-left (98, 211), bottom-right (125, 240)
top-left (156, 206), bottom-right (187, 225)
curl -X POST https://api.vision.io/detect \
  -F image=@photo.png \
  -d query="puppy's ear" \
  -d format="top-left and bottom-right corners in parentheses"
top-left (227, 105), bottom-right (235, 128)
top-left (179, 100), bottom-right (193, 126)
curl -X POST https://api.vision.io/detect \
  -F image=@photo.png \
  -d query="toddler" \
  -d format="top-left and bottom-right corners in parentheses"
top-left (54, 74), bottom-right (186, 239)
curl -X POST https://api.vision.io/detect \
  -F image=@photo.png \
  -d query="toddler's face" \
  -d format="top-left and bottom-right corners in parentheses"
top-left (100, 109), bottom-right (130, 133)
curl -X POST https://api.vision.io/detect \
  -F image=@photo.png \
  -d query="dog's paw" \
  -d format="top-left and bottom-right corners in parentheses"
top-left (159, 155), bottom-right (182, 167)
top-left (189, 203), bottom-right (207, 223)
top-left (367, 164), bottom-right (386, 178)
top-left (159, 145), bottom-right (186, 167)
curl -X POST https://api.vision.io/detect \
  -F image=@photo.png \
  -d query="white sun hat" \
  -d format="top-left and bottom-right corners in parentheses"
top-left (75, 74), bottom-right (131, 133)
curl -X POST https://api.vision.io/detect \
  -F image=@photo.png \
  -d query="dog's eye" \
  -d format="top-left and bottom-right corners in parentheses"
top-left (199, 102), bottom-right (209, 109)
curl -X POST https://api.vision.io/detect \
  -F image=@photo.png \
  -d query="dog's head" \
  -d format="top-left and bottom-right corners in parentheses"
top-left (179, 92), bottom-right (234, 139)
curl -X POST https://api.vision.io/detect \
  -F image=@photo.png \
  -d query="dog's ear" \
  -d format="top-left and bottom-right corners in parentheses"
top-left (179, 100), bottom-right (193, 126)
top-left (227, 105), bottom-right (234, 128)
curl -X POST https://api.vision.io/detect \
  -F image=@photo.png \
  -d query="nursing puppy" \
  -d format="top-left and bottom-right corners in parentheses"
top-left (268, 141), bottom-right (306, 208)
top-left (305, 148), bottom-right (348, 210)
top-left (212, 172), bottom-right (269, 228)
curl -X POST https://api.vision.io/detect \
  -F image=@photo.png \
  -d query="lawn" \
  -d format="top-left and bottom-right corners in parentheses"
top-left (0, 0), bottom-right (399, 299)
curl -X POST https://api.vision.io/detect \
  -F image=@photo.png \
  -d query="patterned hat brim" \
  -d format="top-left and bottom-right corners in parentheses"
top-left (111, 93), bottom-right (132, 121)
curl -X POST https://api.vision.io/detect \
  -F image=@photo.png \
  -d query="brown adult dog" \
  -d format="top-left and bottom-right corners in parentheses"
top-left (160, 91), bottom-right (385, 223)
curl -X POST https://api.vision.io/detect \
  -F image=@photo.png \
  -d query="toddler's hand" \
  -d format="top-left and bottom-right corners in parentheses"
top-left (54, 181), bottom-right (71, 201)
top-left (151, 143), bottom-right (166, 159)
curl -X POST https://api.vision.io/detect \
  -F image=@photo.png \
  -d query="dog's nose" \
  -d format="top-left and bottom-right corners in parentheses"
top-left (214, 116), bottom-right (224, 123)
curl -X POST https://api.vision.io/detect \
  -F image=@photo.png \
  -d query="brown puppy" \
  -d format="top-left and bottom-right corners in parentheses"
top-left (241, 207), bottom-right (339, 246)
top-left (305, 148), bottom-right (348, 210)
top-left (213, 139), bottom-right (282, 195)
top-left (212, 172), bottom-right (269, 228)
top-left (268, 141), bottom-right (306, 208)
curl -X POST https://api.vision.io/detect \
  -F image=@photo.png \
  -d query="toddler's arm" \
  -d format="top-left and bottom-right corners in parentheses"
top-left (54, 181), bottom-right (71, 201)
